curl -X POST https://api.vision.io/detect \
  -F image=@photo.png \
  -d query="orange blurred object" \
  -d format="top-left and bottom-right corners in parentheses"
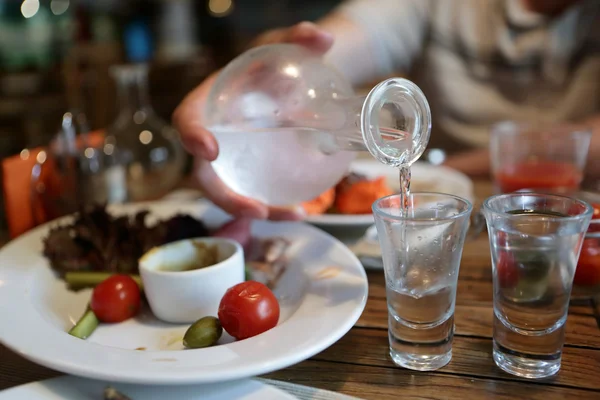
top-left (336, 176), bottom-right (393, 215)
top-left (301, 187), bottom-right (336, 215)
top-left (3, 148), bottom-right (46, 238)
top-left (2, 131), bottom-right (104, 238)
top-left (574, 239), bottom-right (600, 287)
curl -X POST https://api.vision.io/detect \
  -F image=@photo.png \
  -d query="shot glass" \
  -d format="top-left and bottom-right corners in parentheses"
top-left (372, 193), bottom-right (473, 371)
top-left (482, 193), bottom-right (593, 379)
top-left (490, 122), bottom-right (591, 194)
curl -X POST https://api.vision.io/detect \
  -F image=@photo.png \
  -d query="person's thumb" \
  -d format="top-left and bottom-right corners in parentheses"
top-left (284, 22), bottom-right (334, 54)
top-left (254, 21), bottom-right (334, 55)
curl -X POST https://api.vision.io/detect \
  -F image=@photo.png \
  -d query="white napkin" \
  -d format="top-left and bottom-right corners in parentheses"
top-left (259, 379), bottom-right (363, 400)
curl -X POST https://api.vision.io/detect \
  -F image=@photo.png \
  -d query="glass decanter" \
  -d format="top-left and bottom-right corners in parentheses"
top-left (204, 44), bottom-right (431, 206)
top-left (105, 64), bottom-right (185, 202)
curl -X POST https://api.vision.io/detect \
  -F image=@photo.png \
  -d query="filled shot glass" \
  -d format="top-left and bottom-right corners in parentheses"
top-left (483, 193), bottom-right (592, 379)
top-left (372, 193), bottom-right (473, 371)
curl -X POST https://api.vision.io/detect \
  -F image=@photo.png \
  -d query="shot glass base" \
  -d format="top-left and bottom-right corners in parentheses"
top-left (493, 343), bottom-right (560, 379)
top-left (390, 349), bottom-right (451, 371)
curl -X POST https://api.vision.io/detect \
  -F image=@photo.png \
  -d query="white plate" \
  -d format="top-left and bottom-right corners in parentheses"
top-left (0, 376), bottom-right (296, 400)
top-left (0, 201), bottom-right (368, 385)
top-left (304, 160), bottom-right (474, 227)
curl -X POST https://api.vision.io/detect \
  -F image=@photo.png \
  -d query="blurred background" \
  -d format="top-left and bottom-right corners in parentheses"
top-left (0, 0), bottom-right (342, 149)
top-left (0, 0), bottom-right (343, 233)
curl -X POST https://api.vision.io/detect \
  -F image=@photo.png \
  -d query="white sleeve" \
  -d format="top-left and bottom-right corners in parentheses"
top-left (335, 0), bottom-right (432, 76)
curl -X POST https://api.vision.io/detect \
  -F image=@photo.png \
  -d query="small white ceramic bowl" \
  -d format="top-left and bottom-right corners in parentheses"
top-left (139, 237), bottom-right (244, 323)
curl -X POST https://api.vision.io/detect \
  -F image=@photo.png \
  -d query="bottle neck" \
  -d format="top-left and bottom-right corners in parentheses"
top-left (320, 78), bottom-right (431, 167)
top-left (112, 64), bottom-right (153, 122)
top-left (317, 96), bottom-right (369, 154)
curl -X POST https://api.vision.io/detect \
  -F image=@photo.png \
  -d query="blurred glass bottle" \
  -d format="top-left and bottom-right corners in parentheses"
top-left (104, 64), bottom-right (185, 201)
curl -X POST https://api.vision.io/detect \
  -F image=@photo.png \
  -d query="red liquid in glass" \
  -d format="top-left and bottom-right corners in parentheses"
top-left (495, 161), bottom-right (582, 193)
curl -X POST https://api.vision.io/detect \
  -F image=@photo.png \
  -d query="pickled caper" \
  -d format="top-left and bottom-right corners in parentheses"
top-left (183, 316), bottom-right (223, 349)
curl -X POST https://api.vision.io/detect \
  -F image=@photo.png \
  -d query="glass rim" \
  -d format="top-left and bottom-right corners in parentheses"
top-left (483, 192), bottom-right (593, 221)
top-left (490, 121), bottom-right (592, 139)
top-left (372, 191), bottom-right (473, 222)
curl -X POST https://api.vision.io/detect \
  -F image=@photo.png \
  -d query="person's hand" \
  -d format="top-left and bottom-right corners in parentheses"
top-left (173, 22), bottom-right (334, 220)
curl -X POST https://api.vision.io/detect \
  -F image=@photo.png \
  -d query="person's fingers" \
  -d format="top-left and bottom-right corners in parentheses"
top-left (175, 21), bottom-right (333, 162)
top-left (179, 124), bottom-right (219, 162)
top-left (177, 22), bottom-right (332, 222)
top-left (286, 21), bottom-right (334, 54)
top-left (194, 158), bottom-right (306, 221)
top-left (267, 206), bottom-right (305, 221)
top-left (194, 158), bottom-right (269, 219)
top-left (254, 22), bottom-right (334, 55)
top-left (172, 73), bottom-right (220, 161)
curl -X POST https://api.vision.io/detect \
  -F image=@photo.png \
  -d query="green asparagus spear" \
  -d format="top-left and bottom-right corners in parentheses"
top-left (68, 309), bottom-right (99, 339)
top-left (244, 264), bottom-right (252, 281)
top-left (65, 272), bottom-right (142, 290)
top-left (104, 386), bottom-right (132, 400)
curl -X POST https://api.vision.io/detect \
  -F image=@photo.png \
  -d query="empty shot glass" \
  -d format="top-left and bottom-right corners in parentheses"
top-left (483, 193), bottom-right (593, 379)
top-left (372, 193), bottom-right (473, 371)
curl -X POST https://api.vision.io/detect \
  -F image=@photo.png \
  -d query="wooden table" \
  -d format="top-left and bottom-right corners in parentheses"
top-left (2, 180), bottom-right (600, 399)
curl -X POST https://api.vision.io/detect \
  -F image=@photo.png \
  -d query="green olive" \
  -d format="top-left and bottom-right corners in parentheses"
top-left (183, 316), bottom-right (223, 349)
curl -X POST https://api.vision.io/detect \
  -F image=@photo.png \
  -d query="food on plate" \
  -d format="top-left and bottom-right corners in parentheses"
top-left (574, 204), bottom-right (600, 286)
top-left (43, 204), bottom-right (210, 276)
top-left (104, 387), bottom-right (132, 400)
top-left (183, 316), bottom-right (223, 349)
top-left (42, 204), bottom-right (289, 290)
top-left (574, 239), bottom-right (600, 286)
top-left (46, 205), bottom-right (288, 342)
top-left (218, 281), bottom-right (280, 340)
top-left (156, 241), bottom-right (219, 272)
top-left (68, 274), bottom-right (142, 339)
top-left (301, 187), bottom-right (336, 215)
top-left (335, 175), bottom-right (393, 214)
top-left (91, 274), bottom-right (141, 323)
top-left (587, 203), bottom-right (600, 233)
top-left (246, 237), bottom-right (290, 289)
top-left (65, 272), bottom-right (143, 291)
top-left (301, 173), bottom-right (393, 215)
top-left (68, 308), bottom-right (99, 340)
top-left (67, 274), bottom-right (141, 339)
top-left (592, 203), bottom-right (600, 219)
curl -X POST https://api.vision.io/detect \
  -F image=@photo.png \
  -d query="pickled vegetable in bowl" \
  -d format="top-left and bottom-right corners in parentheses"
top-left (139, 237), bottom-right (245, 324)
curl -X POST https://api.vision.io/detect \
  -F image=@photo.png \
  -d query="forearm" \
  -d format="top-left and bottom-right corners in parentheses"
top-left (442, 149), bottom-right (491, 178)
top-left (317, 13), bottom-right (383, 86)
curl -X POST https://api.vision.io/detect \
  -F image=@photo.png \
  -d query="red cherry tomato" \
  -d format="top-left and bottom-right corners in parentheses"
top-left (497, 251), bottom-right (518, 288)
top-left (574, 239), bottom-right (600, 286)
top-left (592, 203), bottom-right (600, 220)
top-left (587, 204), bottom-right (600, 234)
top-left (218, 281), bottom-right (280, 340)
top-left (90, 275), bottom-right (141, 323)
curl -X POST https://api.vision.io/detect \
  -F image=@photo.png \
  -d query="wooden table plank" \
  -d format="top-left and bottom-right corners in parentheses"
top-left (264, 360), bottom-right (600, 400)
top-left (0, 345), bottom-right (61, 390)
top-left (310, 327), bottom-right (600, 391)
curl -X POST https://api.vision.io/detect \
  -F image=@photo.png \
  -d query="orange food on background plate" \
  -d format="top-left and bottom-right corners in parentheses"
top-left (301, 187), bottom-right (336, 215)
top-left (301, 174), bottom-right (393, 215)
top-left (336, 176), bottom-right (393, 214)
